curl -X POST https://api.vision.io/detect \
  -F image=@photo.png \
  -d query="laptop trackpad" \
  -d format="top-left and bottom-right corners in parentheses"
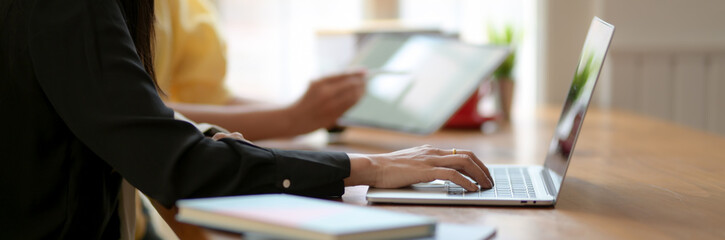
top-left (411, 180), bottom-right (448, 188)
top-left (411, 180), bottom-right (490, 197)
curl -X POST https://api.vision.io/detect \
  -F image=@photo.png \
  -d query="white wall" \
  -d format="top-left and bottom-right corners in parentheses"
top-left (541, 0), bottom-right (725, 135)
top-left (219, 0), bottom-right (364, 103)
top-left (539, 0), bottom-right (596, 105)
top-left (601, 0), bottom-right (725, 52)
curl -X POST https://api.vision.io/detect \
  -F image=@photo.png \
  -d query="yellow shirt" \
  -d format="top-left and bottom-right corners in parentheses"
top-left (154, 0), bottom-right (231, 105)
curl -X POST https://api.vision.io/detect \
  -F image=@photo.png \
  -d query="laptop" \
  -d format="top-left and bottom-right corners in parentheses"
top-left (366, 17), bottom-right (615, 206)
top-left (339, 35), bottom-right (510, 134)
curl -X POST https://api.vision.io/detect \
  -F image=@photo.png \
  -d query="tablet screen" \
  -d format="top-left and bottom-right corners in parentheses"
top-left (339, 35), bottom-right (509, 134)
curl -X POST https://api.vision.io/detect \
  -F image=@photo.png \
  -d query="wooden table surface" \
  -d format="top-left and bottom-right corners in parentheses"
top-left (262, 106), bottom-right (725, 239)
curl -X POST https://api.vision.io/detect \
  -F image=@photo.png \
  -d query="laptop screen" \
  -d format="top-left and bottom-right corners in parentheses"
top-left (340, 35), bottom-right (510, 134)
top-left (543, 17), bottom-right (615, 196)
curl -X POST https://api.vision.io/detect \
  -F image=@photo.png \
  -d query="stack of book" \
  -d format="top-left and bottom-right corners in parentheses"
top-left (176, 194), bottom-right (436, 240)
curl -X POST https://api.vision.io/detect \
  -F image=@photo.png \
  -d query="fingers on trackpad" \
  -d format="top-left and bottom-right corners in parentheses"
top-left (412, 179), bottom-right (478, 189)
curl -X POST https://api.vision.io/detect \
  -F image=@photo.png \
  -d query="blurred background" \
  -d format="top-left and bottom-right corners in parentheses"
top-left (213, 0), bottom-right (725, 136)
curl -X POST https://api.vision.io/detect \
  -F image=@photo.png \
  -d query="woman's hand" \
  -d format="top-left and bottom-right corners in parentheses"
top-left (212, 132), bottom-right (251, 144)
top-left (287, 70), bottom-right (366, 132)
top-left (345, 145), bottom-right (493, 192)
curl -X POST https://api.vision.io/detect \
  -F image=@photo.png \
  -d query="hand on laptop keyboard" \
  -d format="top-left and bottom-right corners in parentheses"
top-left (346, 145), bottom-right (493, 192)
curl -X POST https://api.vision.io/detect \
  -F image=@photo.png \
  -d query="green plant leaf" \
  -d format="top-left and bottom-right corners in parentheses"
top-left (488, 24), bottom-right (519, 80)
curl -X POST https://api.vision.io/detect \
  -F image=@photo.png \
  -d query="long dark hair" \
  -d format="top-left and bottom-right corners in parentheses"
top-left (118, 0), bottom-right (160, 90)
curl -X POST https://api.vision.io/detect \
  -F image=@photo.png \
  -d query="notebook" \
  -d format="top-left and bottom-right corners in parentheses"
top-left (176, 194), bottom-right (436, 240)
top-left (242, 222), bottom-right (497, 240)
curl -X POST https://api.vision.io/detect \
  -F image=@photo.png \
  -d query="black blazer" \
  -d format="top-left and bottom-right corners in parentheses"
top-left (0, 0), bottom-right (349, 238)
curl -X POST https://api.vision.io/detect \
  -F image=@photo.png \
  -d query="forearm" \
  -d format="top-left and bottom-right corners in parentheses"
top-left (344, 153), bottom-right (377, 186)
top-left (167, 102), bottom-right (315, 140)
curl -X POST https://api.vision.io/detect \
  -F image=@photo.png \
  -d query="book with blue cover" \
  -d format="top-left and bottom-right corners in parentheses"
top-left (176, 194), bottom-right (436, 240)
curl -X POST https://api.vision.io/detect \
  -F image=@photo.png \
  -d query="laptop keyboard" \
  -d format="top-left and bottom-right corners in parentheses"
top-left (447, 167), bottom-right (537, 199)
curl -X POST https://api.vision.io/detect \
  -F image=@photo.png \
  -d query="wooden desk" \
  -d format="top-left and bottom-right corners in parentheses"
top-left (273, 106), bottom-right (725, 239)
top-left (184, 106), bottom-right (725, 239)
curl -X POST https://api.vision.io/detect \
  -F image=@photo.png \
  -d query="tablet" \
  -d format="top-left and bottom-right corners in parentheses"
top-left (338, 35), bottom-right (510, 134)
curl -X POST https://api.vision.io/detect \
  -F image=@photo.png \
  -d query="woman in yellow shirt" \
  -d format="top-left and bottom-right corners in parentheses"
top-left (154, 0), bottom-right (365, 140)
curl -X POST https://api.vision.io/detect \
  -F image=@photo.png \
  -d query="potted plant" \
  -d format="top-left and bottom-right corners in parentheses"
top-left (488, 24), bottom-right (519, 121)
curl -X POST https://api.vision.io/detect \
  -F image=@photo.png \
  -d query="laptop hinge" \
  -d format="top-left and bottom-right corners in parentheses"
top-left (541, 168), bottom-right (558, 200)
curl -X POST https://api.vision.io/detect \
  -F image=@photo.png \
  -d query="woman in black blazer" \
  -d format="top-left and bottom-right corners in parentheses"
top-left (0, 0), bottom-right (493, 238)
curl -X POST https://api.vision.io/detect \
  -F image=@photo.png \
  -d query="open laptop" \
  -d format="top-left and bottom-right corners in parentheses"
top-left (366, 17), bottom-right (615, 206)
top-left (339, 35), bottom-right (510, 134)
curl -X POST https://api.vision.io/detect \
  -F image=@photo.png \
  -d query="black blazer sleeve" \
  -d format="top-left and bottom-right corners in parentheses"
top-left (26, 0), bottom-right (349, 207)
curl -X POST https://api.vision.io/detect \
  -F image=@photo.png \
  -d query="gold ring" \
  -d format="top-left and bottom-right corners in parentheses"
top-left (452, 148), bottom-right (457, 155)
